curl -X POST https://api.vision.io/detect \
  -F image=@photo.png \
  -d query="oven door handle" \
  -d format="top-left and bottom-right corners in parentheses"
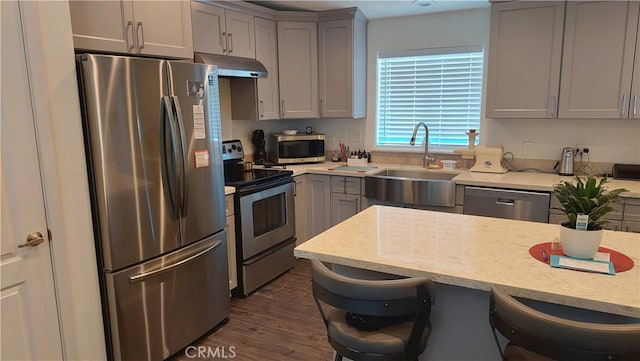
top-left (235, 176), bottom-right (293, 197)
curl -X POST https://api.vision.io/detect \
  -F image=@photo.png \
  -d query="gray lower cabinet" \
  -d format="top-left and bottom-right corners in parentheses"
top-left (306, 174), bottom-right (332, 238)
top-left (294, 175), bottom-right (308, 245)
top-left (330, 176), bottom-right (369, 227)
top-left (622, 198), bottom-right (640, 233)
top-left (225, 195), bottom-right (237, 291)
top-left (304, 174), bottom-right (369, 238)
top-left (622, 220), bottom-right (640, 233)
top-left (549, 194), bottom-right (632, 232)
top-left (331, 193), bottom-right (361, 226)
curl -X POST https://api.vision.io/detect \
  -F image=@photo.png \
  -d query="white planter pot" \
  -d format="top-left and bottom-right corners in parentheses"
top-left (559, 223), bottom-right (603, 259)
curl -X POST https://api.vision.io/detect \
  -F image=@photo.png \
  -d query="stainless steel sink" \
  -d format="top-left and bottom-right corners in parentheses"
top-left (364, 169), bottom-right (456, 207)
top-left (372, 169), bottom-right (457, 180)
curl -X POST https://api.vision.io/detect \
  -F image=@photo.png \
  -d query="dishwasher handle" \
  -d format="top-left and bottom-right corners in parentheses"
top-left (496, 198), bottom-right (515, 206)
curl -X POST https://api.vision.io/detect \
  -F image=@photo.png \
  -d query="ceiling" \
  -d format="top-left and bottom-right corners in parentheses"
top-left (249, 0), bottom-right (490, 20)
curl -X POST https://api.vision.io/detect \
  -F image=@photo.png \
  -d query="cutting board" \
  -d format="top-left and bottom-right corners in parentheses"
top-left (330, 165), bottom-right (377, 173)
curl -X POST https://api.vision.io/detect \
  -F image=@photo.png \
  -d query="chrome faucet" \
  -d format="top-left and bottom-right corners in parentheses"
top-left (409, 122), bottom-right (436, 168)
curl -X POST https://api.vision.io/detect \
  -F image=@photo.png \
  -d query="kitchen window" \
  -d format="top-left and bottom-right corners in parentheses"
top-left (376, 46), bottom-right (484, 150)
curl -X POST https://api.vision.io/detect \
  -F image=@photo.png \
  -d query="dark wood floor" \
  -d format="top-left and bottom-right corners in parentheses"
top-left (170, 259), bottom-right (333, 361)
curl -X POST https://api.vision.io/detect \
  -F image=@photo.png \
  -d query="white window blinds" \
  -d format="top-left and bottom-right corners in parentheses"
top-left (376, 46), bottom-right (484, 148)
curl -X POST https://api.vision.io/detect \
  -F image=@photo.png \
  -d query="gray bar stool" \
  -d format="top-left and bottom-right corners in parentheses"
top-left (311, 259), bottom-right (436, 361)
top-left (489, 287), bottom-right (640, 361)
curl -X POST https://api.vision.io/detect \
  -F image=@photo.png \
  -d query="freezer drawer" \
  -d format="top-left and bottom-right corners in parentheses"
top-left (463, 186), bottom-right (550, 223)
top-left (105, 233), bottom-right (230, 361)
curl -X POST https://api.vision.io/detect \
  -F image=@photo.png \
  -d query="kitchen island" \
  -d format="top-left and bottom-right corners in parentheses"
top-left (294, 205), bottom-right (640, 360)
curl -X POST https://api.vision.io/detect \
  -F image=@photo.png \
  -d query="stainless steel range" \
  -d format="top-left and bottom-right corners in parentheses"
top-left (222, 140), bottom-right (296, 296)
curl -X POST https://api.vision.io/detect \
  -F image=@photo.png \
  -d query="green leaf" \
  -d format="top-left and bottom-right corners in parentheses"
top-left (552, 175), bottom-right (628, 230)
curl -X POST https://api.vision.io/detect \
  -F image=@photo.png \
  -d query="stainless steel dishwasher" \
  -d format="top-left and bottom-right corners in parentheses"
top-left (463, 186), bottom-right (550, 223)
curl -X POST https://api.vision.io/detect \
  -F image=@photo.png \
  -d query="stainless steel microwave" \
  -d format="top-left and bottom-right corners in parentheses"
top-left (268, 134), bottom-right (325, 164)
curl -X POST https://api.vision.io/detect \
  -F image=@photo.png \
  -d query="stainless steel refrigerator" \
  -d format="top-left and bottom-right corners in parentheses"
top-left (76, 54), bottom-right (229, 360)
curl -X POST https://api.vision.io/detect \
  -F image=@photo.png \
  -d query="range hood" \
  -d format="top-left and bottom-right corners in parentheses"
top-left (194, 52), bottom-right (267, 78)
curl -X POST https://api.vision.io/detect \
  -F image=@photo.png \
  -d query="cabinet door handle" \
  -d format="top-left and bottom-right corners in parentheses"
top-left (496, 198), bottom-right (515, 206)
top-left (281, 100), bottom-right (285, 118)
top-left (548, 95), bottom-right (556, 117)
top-left (136, 21), bottom-right (145, 51)
top-left (259, 100), bottom-right (264, 118)
top-left (620, 94), bottom-right (628, 117)
top-left (355, 197), bottom-right (359, 213)
top-left (320, 98), bottom-right (323, 117)
top-left (228, 33), bottom-right (233, 53)
top-left (221, 32), bottom-right (227, 53)
top-left (125, 21), bottom-right (135, 52)
top-left (633, 93), bottom-right (638, 117)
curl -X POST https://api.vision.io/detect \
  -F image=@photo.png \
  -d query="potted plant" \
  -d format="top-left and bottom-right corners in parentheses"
top-left (553, 175), bottom-right (627, 259)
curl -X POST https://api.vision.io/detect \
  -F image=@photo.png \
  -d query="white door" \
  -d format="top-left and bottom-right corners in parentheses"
top-left (1, 1), bottom-right (63, 359)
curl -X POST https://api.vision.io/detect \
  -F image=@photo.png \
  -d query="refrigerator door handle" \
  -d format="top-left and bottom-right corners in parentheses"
top-left (160, 96), bottom-right (180, 219)
top-left (129, 239), bottom-right (222, 283)
top-left (171, 95), bottom-right (188, 215)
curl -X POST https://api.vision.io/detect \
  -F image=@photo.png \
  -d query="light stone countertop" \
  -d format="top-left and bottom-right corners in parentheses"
top-left (224, 186), bottom-right (235, 196)
top-left (279, 161), bottom-right (640, 198)
top-left (452, 170), bottom-right (640, 198)
top-left (294, 205), bottom-right (640, 318)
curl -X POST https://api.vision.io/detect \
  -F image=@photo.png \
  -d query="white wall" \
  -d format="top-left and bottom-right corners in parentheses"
top-left (219, 78), bottom-right (366, 156)
top-left (22, 2), bottom-right (106, 359)
top-left (364, 8), bottom-right (640, 164)
top-left (487, 118), bottom-right (640, 163)
top-left (365, 8), bottom-right (492, 154)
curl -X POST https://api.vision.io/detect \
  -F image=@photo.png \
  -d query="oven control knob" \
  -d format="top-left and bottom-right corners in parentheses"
top-left (237, 146), bottom-right (242, 152)
top-left (232, 144), bottom-right (237, 150)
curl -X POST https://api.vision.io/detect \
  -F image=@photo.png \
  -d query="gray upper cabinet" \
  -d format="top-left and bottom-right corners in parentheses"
top-left (70, 0), bottom-right (193, 59)
top-left (228, 17), bottom-right (280, 121)
top-left (191, 1), bottom-right (255, 59)
top-left (558, 1), bottom-right (639, 118)
top-left (255, 17), bottom-right (280, 120)
top-left (318, 9), bottom-right (367, 119)
top-left (487, 0), bottom-right (640, 119)
top-left (485, 1), bottom-right (564, 118)
top-left (277, 21), bottom-right (319, 119)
